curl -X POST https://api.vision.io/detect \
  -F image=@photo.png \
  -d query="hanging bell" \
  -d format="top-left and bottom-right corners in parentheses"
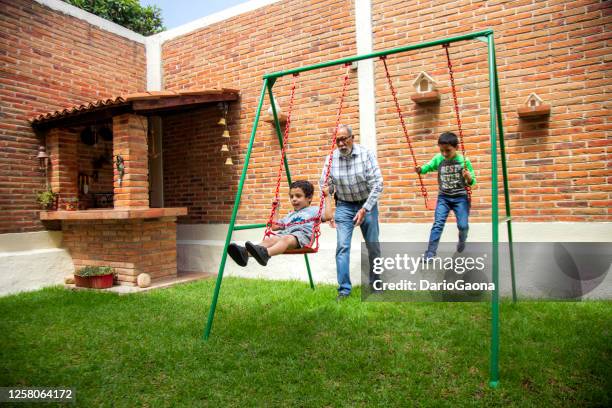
top-left (220, 144), bottom-right (229, 152)
top-left (222, 129), bottom-right (230, 138)
top-left (225, 157), bottom-right (233, 165)
top-left (217, 117), bottom-right (226, 126)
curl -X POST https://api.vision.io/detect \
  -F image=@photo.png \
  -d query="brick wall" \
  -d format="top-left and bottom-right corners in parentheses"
top-left (2, 0), bottom-right (609, 233)
top-left (162, 105), bottom-right (238, 223)
top-left (161, 0), bottom-right (359, 224)
top-left (63, 217), bottom-right (178, 284)
top-left (112, 113), bottom-right (149, 208)
top-left (0, 0), bottom-right (146, 233)
top-left (162, 0), bottom-right (610, 224)
top-left (371, 0), bottom-right (611, 222)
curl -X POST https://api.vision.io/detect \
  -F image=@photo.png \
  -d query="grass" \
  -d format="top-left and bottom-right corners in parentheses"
top-left (0, 278), bottom-right (610, 407)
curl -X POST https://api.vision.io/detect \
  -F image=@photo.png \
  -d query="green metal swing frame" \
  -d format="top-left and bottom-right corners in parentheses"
top-left (203, 29), bottom-right (517, 388)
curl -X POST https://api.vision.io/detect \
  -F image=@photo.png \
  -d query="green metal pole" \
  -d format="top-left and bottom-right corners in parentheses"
top-left (487, 33), bottom-right (501, 388)
top-left (203, 79), bottom-right (269, 340)
top-left (267, 79), bottom-right (315, 290)
top-left (491, 39), bottom-right (517, 303)
top-left (303, 253), bottom-right (315, 290)
top-left (264, 29), bottom-right (493, 80)
top-left (233, 223), bottom-right (267, 231)
top-left (267, 80), bottom-right (292, 185)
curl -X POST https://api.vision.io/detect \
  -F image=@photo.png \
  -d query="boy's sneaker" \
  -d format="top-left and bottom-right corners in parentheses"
top-left (336, 293), bottom-right (350, 302)
top-left (245, 241), bottom-right (271, 266)
top-left (457, 241), bottom-right (466, 253)
top-left (227, 243), bottom-right (248, 267)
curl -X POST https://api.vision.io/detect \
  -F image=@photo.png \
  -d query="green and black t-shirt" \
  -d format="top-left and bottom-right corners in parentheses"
top-left (420, 153), bottom-right (476, 196)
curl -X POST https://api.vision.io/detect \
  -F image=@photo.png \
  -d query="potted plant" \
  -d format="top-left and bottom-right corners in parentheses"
top-left (74, 266), bottom-right (115, 289)
top-left (36, 190), bottom-right (57, 210)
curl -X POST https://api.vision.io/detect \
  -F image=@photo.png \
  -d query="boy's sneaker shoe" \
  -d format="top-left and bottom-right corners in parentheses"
top-left (457, 241), bottom-right (466, 253)
top-left (227, 243), bottom-right (248, 267)
top-left (245, 241), bottom-right (270, 266)
top-left (336, 293), bottom-right (350, 302)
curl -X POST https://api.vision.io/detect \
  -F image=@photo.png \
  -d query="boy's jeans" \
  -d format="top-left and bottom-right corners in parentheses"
top-left (425, 193), bottom-right (470, 258)
top-left (335, 201), bottom-right (380, 295)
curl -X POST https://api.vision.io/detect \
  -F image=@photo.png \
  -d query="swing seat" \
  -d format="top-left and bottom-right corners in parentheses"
top-left (284, 247), bottom-right (317, 255)
top-left (263, 65), bottom-right (350, 257)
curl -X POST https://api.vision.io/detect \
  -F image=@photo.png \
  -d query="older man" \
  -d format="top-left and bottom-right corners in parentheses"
top-left (320, 124), bottom-right (383, 300)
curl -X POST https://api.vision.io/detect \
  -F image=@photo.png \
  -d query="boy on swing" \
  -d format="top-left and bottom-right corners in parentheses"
top-left (416, 131), bottom-right (476, 258)
top-left (227, 180), bottom-right (333, 267)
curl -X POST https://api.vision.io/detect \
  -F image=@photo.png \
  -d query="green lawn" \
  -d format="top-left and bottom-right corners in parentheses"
top-left (1, 278), bottom-right (610, 407)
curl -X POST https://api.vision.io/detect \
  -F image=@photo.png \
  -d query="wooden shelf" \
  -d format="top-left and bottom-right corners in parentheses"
top-left (517, 105), bottom-right (551, 118)
top-left (411, 91), bottom-right (440, 104)
top-left (263, 113), bottom-right (287, 123)
top-left (40, 207), bottom-right (188, 220)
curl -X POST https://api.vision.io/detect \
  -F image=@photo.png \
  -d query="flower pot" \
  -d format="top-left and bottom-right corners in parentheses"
top-left (89, 274), bottom-right (114, 289)
top-left (74, 275), bottom-right (91, 288)
top-left (74, 274), bottom-right (114, 289)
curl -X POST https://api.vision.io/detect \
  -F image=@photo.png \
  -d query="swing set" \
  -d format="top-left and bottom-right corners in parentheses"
top-left (203, 29), bottom-right (517, 388)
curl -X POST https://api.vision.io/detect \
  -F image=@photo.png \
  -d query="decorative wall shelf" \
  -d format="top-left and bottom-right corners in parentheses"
top-left (263, 113), bottom-right (287, 123)
top-left (411, 72), bottom-right (440, 104)
top-left (518, 93), bottom-right (551, 118)
top-left (411, 91), bottom-right (441, 104)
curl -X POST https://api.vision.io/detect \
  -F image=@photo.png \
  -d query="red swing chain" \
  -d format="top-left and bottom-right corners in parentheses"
top-left (380, 55), bottom-right (431, 210)
top-left (264, 73), bottom-right (299, 240)
top-left (306, 63), bottom-right (352, 250)
top-left (443, 44), bottom-right (472, 202)
top-left (263, 64), bottom-right (352, 252)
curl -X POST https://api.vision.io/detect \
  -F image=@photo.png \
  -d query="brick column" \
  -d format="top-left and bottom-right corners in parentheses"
top-left (113, 113), bottom-right (149, 208)
top-left (47, 127), bottom-right (78, 201)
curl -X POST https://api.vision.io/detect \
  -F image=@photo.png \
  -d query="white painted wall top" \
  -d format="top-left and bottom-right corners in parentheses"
top-left (35, 0), bottom-right (282, 44)
top-left (149, 0), bottom-right (283, 43)
top-left (34, 0), bottom-right (146, 43)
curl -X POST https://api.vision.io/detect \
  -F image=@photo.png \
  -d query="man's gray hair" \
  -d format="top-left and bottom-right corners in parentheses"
top-left (337, 124), bottom-right (353, 137)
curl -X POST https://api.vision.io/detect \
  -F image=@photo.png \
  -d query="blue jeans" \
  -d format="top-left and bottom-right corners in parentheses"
top-left (335, 201), bottom-right (381, 295)
top-left (426, 194), bottom-right (470, 257)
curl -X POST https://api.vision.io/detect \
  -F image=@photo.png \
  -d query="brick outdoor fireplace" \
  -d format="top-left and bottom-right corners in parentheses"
top-left (32, 90), bottom-right (239, 285)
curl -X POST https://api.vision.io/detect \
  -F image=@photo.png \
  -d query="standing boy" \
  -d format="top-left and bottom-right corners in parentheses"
top-left (416, 132), bottom-right (476, 258)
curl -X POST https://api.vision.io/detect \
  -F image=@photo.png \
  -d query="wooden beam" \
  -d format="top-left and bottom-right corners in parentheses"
top-left (132, 93), bottom-right (239, 111)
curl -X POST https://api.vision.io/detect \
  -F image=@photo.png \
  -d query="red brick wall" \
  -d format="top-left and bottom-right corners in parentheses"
top-left (112, 114), bottom-right (149, 208)
top-left (162, 105), bottom-right (238, 223)
top-left (0, 0), bottom-right (146, 233)
top-left (63, 217), bottom-right (178, 284)
top-left (161, 0), bottom-right (358, 224)
top-left (162, 0), bottom-right (610, 224)
top-left (371, 0), bottom-right (611, 222)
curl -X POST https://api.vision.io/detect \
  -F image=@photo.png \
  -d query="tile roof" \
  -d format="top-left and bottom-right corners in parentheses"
top-left (30, 89), bottom-right (239, 127)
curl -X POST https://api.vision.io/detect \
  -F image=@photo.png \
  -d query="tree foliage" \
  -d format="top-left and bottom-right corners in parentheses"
top-left (64, 0), bottom-right (165, 36)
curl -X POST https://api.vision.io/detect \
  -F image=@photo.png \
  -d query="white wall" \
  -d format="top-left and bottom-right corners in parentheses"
top-left (0, 232), bottom-right (73, 297)
top-left (178, 222), bottom-right (612, 298)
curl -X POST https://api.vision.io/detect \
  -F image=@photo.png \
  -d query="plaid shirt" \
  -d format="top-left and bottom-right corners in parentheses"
top-left (319, 144), bottom-right (383, 212)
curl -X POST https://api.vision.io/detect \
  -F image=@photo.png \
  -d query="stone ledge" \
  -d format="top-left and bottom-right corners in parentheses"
top-left (411, 91), bottom-right (441, 104)
top-left (517, 105), bottom-right (551, 118)
top-left (64, 271), bottom-right (213, 295)
top-left (40, 207), bottom-right (188, 220)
